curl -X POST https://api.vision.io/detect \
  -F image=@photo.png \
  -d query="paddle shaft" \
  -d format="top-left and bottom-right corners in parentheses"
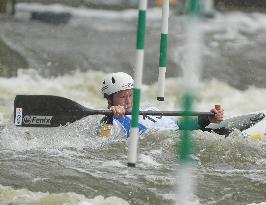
top-left (90, 110), bottom-right (215, 117)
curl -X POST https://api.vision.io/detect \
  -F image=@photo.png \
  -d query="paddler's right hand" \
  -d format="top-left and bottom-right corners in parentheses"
top-left (209, 105), bottom-right (224, 124)
top-left (110, 105), bottom-right (125, 117)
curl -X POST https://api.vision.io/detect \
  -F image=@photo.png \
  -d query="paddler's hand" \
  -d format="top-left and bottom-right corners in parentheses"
top-left (208, 105), bottom-right (224, 124)
top-left (110, 105), bottom-right (125, 117)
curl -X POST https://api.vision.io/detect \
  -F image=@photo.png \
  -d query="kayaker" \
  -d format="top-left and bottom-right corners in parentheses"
top-left (98, 72), bottom-right (224, 137)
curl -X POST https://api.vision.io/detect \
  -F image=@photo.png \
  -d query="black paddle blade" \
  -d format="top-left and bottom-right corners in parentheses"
top-left (14, 95), bottom-right (91, 127)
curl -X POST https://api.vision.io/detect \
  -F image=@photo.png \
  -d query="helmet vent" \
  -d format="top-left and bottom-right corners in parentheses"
top-left (103, 80), bottom-right (105, 84)
top-left (112, 77), bottom-right (115, 84)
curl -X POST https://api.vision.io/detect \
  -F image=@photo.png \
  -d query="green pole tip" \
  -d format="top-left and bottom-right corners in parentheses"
top-left (185, 0), bottom-right (203, 16)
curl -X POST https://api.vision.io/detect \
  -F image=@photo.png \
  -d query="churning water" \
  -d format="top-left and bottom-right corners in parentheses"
top-left (0, 3), bottom-right (265, 205)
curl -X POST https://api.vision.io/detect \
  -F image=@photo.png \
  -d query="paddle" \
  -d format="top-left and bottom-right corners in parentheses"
top-left (14, 95), bottom-right (214, 127)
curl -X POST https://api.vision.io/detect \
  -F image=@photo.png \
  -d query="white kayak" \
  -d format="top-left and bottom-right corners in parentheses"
top-left (208, 110), bottom-right (266, 141)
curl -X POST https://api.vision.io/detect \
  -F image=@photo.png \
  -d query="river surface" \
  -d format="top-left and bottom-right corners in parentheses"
top-left (0, 3), bottom-right (265, 205)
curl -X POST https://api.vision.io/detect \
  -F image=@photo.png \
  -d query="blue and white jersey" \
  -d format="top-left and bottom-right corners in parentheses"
top-left (112, 107), bottom-right (178, 138)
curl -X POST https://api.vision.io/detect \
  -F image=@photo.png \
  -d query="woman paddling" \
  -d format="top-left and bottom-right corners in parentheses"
top-left (97, 72), bottom-right (224, 137)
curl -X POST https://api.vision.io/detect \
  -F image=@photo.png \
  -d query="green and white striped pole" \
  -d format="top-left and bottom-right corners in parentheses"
top-left (176, 0), bottom-right (203, 204)
top-left (128, 0), bottom-right (147, 167)
top-left (180, 0), bottom-right (202, 161)
top-left (157, 0), bottom-right (169, 101)
top-left (202, 0), bottom-right (214, 17)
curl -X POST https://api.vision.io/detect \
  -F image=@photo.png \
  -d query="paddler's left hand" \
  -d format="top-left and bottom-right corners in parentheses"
top-left (208, 106), bottom-right (224, 123)
top-left (110, 105), bottom-right (125, 117)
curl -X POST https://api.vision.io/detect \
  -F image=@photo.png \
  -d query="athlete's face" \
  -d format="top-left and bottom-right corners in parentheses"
top-left (112, 89), bottom-right (133, 112)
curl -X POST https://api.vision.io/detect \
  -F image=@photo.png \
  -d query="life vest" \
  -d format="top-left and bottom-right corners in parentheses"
top-left (113, 115), bottom-right (147, 138)
top-left (113, 109), bottom-right (178, 137)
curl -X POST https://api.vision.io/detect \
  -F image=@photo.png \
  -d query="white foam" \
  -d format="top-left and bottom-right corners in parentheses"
top-left (0, 184), bottom-right (129, 205)
top-left (15, 3), bottom-right (162, 21)
top-left (203, 12), bottom-right (266, 35)
top-left (139, 154), bottom-right (161, 167)
top-left (102, 160), bottom-right (126, 168)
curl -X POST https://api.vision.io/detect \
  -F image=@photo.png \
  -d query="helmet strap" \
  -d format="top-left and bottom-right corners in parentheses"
top-left (107, 95), bottom-right (113, 109)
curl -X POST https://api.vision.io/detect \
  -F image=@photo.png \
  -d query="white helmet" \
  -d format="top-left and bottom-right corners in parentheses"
top-left (101, 72), bottom-right (134, 97)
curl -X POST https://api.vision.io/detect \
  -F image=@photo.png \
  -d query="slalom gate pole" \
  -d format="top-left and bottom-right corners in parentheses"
top-left (127, 0), bottom-right (147, 167)
top-left (202, 0), bottom-right (214, 17)
top-left (176, 0), bottom-right (203, 204)
top-left (157, 0), bottom-right (169, 101)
